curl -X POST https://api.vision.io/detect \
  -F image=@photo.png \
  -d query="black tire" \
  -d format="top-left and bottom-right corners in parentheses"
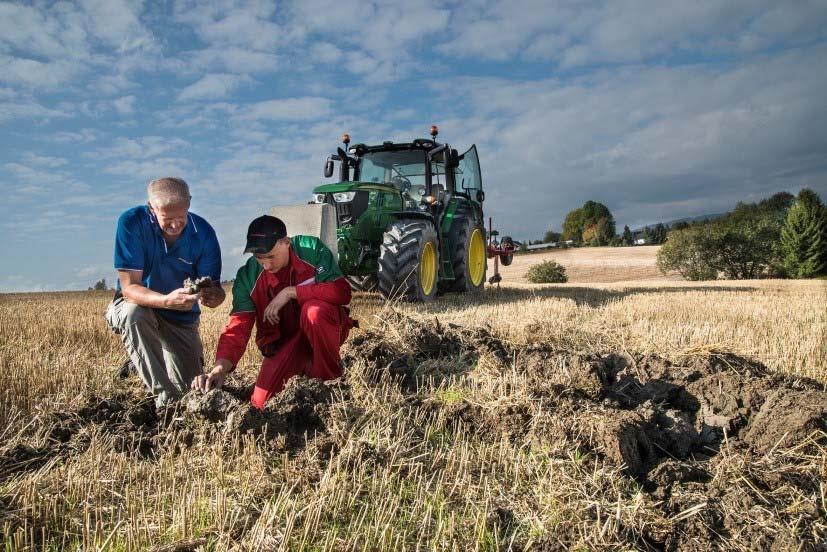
top-left (377, 219), bottom-right (439, 302)
top-left (346, 274), bottom-right (378, 292)
top-left (446, 204), bottom-right (486, 293)
top-left (499, 235), bottom-right (515, 266)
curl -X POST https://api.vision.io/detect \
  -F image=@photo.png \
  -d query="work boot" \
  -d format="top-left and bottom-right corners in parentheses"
top-left (116, 359), bottom-right (136, 379)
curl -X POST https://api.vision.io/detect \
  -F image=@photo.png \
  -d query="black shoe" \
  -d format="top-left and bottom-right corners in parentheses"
top-left (117, 360), bottom-right (136, 379)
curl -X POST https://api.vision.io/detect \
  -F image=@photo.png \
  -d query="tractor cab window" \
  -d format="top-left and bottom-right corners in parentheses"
top-left (430, 150), bottom-right (447, 190)
top-left (456, 145), bottom-right (482, 194)
top-left (357, 150), bottom-right (428, 192)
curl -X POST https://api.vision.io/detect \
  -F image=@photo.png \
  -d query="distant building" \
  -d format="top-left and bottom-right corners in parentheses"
top-left (635, 238), bottom-right (646, 245)
top-left (526, 242), bottom-right (556, 251)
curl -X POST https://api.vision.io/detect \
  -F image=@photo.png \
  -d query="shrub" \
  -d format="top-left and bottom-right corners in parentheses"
top-left (526, 260), bottom-right (568, 283)
top-left (657, 226), bottom-right (718, 280)
top-left (658, 215), bottom-right (785, 280)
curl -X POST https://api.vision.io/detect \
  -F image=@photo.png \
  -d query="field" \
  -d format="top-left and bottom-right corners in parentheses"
top-left (500, 245), bottom-right (678, 283)
top-left (1, 246), bottom-right (825, 550)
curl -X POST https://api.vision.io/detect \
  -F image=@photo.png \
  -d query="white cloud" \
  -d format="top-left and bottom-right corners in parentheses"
top-left (173, 0), bottom-right (282, 51)
top-left (178, 73), bottom-right (254, 101)
top-left (309, 42), bottom-right (343, 64)
top-left (76, 264), bottom-right (109, 278)
top-left (186, 47), bottom-right (279, 74)
top-left (22, 153), bottom-right (68, 168)
top-left (92, 73), bottom-right (140, 95)
top-left (113, 95), bottom-right (137, 114)
top-left (0, 55), bottom-right (83, 89)
top-left (2, 158), bottom-right (85, 196)
top-left (102, 157), bottom-right (195, 180)
top-left (93, 136), bottom-right (191, 160)
top-left (0, 3), bottom-right (86, 59)
top-left (50, 128), bottom-right (101, 143)
top-left (290, 0), bottom-right (449, 52)
top-left (438, 0), bottom-right (827, 66)
top-left (76, 0), bottom-right (153, 52)
top-left (0, 99), bottom-right (70, 123)
top-left (236, 97), bottom-right (333, 122)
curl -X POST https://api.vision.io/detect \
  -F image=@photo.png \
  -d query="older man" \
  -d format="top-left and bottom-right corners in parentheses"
top-left (106, 177), bottom-right (225, 406)
top-left (192, 215), bottom-right (353, 410)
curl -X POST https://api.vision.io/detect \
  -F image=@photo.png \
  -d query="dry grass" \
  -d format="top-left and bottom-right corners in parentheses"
top-left (0, 248), bottom-right (825, 550)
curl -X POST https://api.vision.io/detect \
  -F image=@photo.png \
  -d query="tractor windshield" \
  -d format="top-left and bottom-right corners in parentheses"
top-left (357, 150), bottom-right (436, 190)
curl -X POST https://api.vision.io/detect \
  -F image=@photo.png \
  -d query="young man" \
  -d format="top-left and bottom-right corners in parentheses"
top-left (106, 177), bottom-right (225, 406)
top-left (192, 215), bottom-right (354, 409)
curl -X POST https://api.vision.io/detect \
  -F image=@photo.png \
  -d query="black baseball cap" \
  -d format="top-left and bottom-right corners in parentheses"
top-left (244, 215), bottom-right (287, 254)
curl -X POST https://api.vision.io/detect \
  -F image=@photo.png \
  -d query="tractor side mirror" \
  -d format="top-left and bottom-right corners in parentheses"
top-left (447, 149), bottom-right (459, 168)
top-left (324, 158), bottom-right (334, 178)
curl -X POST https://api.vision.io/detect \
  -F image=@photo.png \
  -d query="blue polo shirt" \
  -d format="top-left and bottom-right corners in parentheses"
top-left (114, 205), bottom-right (221, 324)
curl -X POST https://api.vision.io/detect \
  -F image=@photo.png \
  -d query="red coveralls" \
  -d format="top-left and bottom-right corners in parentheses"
top-left (215, 246), bottom-right (353, 409)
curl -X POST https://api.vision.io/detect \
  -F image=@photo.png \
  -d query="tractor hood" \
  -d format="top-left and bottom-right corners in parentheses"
top-left (313, 181), bottom-right (398, 194)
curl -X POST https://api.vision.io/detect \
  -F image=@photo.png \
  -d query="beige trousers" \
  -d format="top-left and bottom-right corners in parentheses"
top-left (106, 297), bottom-right (204, 406)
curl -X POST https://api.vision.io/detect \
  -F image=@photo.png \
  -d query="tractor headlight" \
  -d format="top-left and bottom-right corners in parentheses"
top-left (332, 191), bottom-right (356, 203)
top-left (312, 193), bottom-right (325, 204)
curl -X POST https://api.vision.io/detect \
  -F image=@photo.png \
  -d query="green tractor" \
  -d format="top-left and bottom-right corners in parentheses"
top-left (291, 126), bottom-right (512, 301)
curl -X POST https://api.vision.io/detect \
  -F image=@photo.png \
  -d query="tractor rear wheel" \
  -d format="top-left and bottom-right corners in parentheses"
top-left (346, 275), bottom-right (378, 292)
top-left (447, 207), bottom-right (487, 293)
top-left (377, 220), bottom-right (439, 302)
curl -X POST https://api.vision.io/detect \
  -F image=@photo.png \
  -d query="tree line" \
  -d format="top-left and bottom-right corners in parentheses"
top-left (531, 200), bottom-right (668, 247)
top-left (657, 189), bottom-right (826, 280)
top-left (524, 189), bottom-right (826, 280)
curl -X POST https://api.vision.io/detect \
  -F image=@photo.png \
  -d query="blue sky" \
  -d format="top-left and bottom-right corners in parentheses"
top-left (2, 0), bottom-right (827, 291)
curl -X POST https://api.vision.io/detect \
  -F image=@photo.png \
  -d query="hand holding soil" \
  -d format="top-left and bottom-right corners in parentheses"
top-left (192, 370), bottom-right (226, 393)
top-left (192, 360), bottom-right (231, 393)
top-left (164, 288), bottom-right (199, 311)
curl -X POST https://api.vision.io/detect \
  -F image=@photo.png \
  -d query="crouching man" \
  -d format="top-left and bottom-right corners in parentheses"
top-left (106, 177), bottom-right (225, 407)
top-left (192, 215), bottom-right (354, 409)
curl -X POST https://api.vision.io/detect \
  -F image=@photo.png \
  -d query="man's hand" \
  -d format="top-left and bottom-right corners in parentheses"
top-left (263, 286), bottom-right (297, 324)
top-left (191, 359), bottom-right (231, 392)
top-left (164, 288), bottom-right (199, 311)
top-left (199, 283), bottom-right (226, 309)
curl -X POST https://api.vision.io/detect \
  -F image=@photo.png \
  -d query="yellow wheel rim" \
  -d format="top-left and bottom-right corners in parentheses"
top-left (420, 241), bottom-right (437, 295)
top-left (468, 228), bottom-right (486, 286)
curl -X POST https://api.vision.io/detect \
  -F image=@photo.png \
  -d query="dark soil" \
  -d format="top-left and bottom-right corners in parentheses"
top-left (0, 391), bottom-right (166, 481)
top-left (345, 316), bottom-right (827, 550)
top-left (183, 375), bottom-right (339, 450)
top-left (0, 376), bottom-right (344, 484)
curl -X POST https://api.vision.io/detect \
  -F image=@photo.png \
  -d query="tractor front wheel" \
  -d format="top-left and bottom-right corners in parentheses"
top-left (377, 220), bottom-right (439, 302)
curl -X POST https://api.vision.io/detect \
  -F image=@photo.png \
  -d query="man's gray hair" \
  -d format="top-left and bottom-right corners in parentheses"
top-left (147, 177), bottom-right (191, 208)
